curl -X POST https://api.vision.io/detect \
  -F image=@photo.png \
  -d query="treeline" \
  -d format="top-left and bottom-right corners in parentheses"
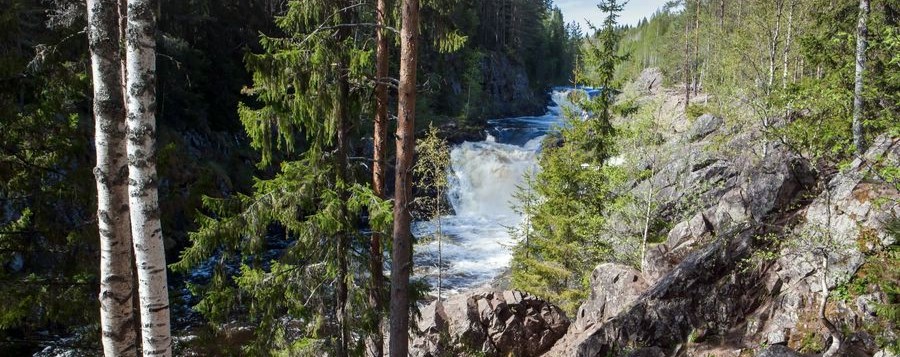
top-left (419, 0), bottom-right (580, 120)
top-left (615, 0), bottom-right (898, 158)
top-left (0, 0), bottom-right (578, 355)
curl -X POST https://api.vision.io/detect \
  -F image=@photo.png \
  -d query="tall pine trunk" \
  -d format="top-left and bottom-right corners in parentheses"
top-left (334, 3), bottom-right (353, 356)
top-left (124, 0), bottom-right (171, 355)
top-left (852, 0), bottom-right (869, 155)
top-left (88, 0), bottom-right (137, 354)
top-left (390, 0), bottom-right (419, 355)
top-left (367, 0), bottom-right (390, 355)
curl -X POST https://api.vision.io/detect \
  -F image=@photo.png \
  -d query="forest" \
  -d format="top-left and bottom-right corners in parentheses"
top-left (0, 0), bottom-right (898, 356)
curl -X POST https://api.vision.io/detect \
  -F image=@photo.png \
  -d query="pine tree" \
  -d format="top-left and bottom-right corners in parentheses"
top-left (367, 0), bottom-right (391, 354)
top-left (87, 0), bottom-right (137, 354)
top-left (390, 0), bottom-right (420, 355)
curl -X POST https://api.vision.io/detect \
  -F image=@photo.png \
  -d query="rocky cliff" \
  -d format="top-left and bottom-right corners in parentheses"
top-left (409, 69), bottom-right (899, 357)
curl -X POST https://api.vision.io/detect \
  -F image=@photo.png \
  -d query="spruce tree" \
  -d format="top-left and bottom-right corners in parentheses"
top-left (510, 0), bottom-right (627, 314)
top-left (173, 1), bottom-right (391, 354)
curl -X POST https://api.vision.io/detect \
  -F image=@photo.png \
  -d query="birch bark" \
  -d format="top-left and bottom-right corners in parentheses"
top-left (125, 0), bottom-right (171, 354)
top-left (88, 0), bottom-right (137, 354)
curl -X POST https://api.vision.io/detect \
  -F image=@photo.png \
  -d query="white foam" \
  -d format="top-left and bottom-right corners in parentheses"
top-left (413, 90), bottom-right (573, 294)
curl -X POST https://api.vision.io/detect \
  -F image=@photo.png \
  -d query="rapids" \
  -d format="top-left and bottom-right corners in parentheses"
top-left (412, 90), bottom-right (573, 295)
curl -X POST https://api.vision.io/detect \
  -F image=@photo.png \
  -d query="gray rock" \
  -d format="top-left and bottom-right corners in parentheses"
top-left (766, 328), bottom-right (788, 346)
top-left (624, 68), bottom-right (664, 96)
top-left (574, 264), bottom-right (648, 332)
top-left (856, 293), bottom-right (882, 322)
top-left (625, 346), bottom-right (666, 357)
top-left (547, 225), bottom-right (766, 357)
top-left (688, 114), bottom-right (724, 141)
top-left (746, 136), bottom-right (899, 354)
top-left (755, 345), bottom-right (806, 357)
top-left (410, 290), bottom-right (569, 357)
top-left (642, 213), bottom-right (712, 285)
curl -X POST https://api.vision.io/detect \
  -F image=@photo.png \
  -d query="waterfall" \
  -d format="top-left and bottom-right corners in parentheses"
top-left (413, 90), bottom-right (571, 294)
top-left (448, 136), bottom-right (538, 218)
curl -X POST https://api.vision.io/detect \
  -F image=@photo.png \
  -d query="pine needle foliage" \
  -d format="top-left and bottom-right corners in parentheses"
top-left (173, 1), bottom-right (390, 354)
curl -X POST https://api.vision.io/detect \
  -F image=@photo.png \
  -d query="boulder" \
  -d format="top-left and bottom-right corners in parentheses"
top-left (688, 114), bottom-right (724, 142)
top-left (573, 264), bottom-right (648, 332)
top-left (547, 225), bottom-right (766, 357)
top-left (642, 213), bottom-right (712, 284)
top-left (856, 293), bottom-right (882, 322)
top-left (624, 67), bottom-right (663, 96)
top-left (755, 345), bottom-right (806, 357)
top-left (410, 290), bottom-right (569, 357)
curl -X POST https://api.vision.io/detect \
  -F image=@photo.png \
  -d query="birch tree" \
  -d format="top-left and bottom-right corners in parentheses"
top-left (124, 0), bottom-right (172, 355)
top-left (88, 0), bottom-right (136, 354)
top-left (390, 0), bottom-right (419, 354)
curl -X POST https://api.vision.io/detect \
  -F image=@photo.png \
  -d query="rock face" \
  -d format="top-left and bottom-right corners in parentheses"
top-left (547, 225), bottom-right (766, 357)
top-left (755, 345), bottom-right (807, 357)
top-left (573, 264), bottom-right (647, 332)
top-left (411, 290), bottom-right (569, 357)
top-left (642, 212), bottom-right (712, 285)
top-left (688, 113), bottom-right (723, 142)
top-left (623, 67), bottom-right (663, 96)
top-left (754, 135), bottom-right (900, 350)
top-left (545, 136), bottom-right (898, 357)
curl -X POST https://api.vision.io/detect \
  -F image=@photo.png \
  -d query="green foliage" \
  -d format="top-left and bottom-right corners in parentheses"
top-left (685, 103), bottom-right (707, 121)
top-left (797, 330), bottom-right (825, 354)
top-left (174, 1), bottom-right (391, 353)
top-left (616, 0), bottom-right (899, 169)
top-left (417, 0), bottom-right (579, 121)
top-left (0, 0), bottom-right (100, 346)
top-left (413, 124), bottom-right (452, 296)
top-left (414, 124), bottom-right (452, 221)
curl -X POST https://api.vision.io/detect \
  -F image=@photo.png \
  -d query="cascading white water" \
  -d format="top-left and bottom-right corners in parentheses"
top-left (448, 136), bottom-right (539, 218)
top-left (413, 90), bottom-right (572, 295)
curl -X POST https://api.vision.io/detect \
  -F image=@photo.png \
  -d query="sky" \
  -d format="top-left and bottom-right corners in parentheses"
top-left (555, 0), bottom-right (671, 32)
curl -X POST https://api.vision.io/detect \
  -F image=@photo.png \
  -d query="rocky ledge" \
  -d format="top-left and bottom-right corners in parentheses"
top-left (410, 290), bottom-right (569, 357)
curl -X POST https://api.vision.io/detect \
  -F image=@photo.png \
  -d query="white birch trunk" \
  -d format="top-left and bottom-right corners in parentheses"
top-left (88, 0), bottom-right (137, 354)
top-left (125, 0), bottom-right (171, 355)
top-left (782, 0), bottom-right (794, 89)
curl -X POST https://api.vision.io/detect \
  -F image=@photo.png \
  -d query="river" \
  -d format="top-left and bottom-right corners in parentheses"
top-left (412, 90), bottom-right (574, 296)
